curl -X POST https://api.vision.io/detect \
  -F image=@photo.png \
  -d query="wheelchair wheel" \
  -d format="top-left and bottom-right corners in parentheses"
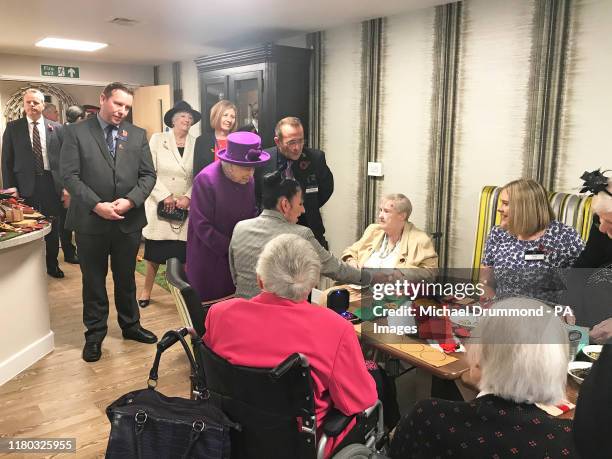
top-left (332, 443), bottom-right (374, 459)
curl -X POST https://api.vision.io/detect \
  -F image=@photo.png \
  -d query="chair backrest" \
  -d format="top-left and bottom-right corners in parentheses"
top-left (165, 258), bottom-right (207, 335)
top-left (471, 186), bottom-right (593, 281)
top-left (195, 342), bottom-right (317, 459)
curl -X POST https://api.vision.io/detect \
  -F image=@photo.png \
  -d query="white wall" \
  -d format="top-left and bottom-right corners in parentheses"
top-left (378, 9), bottom-right (436, 231)
top-left (555, 0), bottom-right (612, 191)
top-left (319, 23), bottom-right (365, 256)
top-left (0, 53), bottom-right (154, 87)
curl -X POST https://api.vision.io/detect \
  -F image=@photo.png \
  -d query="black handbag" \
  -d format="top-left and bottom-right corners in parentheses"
top-left (157, 201), bottom-right (188, 223)
top-left (105, 330), bottom-right (239, 459)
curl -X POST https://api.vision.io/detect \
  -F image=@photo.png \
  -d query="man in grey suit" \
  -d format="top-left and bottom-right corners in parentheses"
top-left (2, 88), bottom-right (65, 277)
top-left (229, 171), bottom-right (373, 298)
top-left (61, 82), bottom-right (157, 362)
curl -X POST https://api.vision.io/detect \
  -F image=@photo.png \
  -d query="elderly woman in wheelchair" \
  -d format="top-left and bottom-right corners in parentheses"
top-left (201, 234), bottom-right (385, 458)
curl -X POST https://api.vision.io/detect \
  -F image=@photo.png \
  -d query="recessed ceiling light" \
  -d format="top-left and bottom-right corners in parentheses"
top-left (35, 37), bottom-right (108, 52)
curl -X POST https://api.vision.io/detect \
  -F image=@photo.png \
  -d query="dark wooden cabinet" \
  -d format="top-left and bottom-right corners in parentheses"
top-left (195, 44), bottom-right (311, 149)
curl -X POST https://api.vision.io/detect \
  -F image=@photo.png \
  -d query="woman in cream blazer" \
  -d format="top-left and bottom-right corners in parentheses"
top-left (342, 193), bottom-right (438, 282)
top-left (139, 101), bottom-right (200, 307)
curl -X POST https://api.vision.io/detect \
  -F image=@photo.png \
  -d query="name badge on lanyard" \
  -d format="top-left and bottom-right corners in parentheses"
top-left (305, 187), bottom-right (318, 194)
top-left (524, 250), bottom-right (546, 261)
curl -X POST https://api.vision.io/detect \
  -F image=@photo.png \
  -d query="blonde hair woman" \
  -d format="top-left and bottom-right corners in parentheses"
top-left (480, 178), bottom-right (584, 304)
top-left (193, 100), bottom-right (237, 177)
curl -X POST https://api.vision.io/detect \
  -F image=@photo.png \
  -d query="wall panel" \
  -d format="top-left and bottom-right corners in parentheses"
top-left (555, 0), bottom-right (612, 191)
top-left (319, 24), bottom-right (364, 255)
top-left (377, 9), bottom-right (436, 231)
top-left (448, 0), bottom-right (535, 267)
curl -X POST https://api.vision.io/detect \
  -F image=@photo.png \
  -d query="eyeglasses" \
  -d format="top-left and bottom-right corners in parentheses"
top-left (284, 138), bottom-right (304, 147)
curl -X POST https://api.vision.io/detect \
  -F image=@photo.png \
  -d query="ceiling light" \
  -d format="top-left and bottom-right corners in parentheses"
top-left (35, 37), bottom-right (108, 52)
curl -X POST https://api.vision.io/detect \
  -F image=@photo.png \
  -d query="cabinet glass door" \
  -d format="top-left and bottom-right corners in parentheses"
top-left (229, 71), bottom-right (263, 132)
top-left (202, 76), bottom-right (228, 132)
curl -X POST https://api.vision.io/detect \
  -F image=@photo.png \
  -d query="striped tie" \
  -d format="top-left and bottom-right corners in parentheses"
top-left (105, 124), bottom-right (116, 159)
top-left (31, 121), bottom-right (44, 174)
top-left (284, 160), bottom-right (294, 179)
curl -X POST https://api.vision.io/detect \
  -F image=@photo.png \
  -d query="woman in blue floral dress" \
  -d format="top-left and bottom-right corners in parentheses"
top-left (480, 178), bottom-right (584, 304)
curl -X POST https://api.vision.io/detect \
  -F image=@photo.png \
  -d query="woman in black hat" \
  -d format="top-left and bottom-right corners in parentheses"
top-left (138, 101), bottom-right (201, 307)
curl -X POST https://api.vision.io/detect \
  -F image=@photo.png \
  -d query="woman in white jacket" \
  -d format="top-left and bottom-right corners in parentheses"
top-left (138, 101), bottom-right (201, 307)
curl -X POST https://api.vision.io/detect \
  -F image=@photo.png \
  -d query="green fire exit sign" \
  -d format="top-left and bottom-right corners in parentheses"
top-left (41, 64), bottom-right (80, 79)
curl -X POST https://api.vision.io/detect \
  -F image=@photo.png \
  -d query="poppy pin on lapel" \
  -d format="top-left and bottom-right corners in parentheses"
top-left (116, 130), bottom-right (129, 143)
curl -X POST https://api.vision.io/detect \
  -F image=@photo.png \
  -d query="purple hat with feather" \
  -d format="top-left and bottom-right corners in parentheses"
top-left (217, 131), bottom-right (270, 166)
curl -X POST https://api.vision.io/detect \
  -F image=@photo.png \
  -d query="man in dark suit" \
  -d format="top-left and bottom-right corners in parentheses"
top-left (56, 105), bottom-right (87, 265)
top-left (60, 82), bottom-right (157, 362)
top-left (1, 88), bottom-right (64, 277)
top-left (257, 117), bottom-right (334, 249)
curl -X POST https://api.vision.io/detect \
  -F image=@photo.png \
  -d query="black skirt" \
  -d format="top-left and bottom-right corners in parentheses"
top-left (143, 239), bottom-right (186, 264)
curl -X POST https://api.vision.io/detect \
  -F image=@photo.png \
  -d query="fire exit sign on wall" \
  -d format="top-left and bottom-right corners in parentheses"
top-left (41, 64), bottom-right (80, 79)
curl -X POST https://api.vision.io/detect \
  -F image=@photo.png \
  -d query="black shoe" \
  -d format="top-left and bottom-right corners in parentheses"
top-left (138, 299), bottom-right (151, 308)
top-left (64, 255), bottom-right (79, 264)
top-left (47, 267), bottom-right (65, 278)
top-left (82, 342), bottom-right (102, 362)
top-left (122, 326), bottom-right (157, 344)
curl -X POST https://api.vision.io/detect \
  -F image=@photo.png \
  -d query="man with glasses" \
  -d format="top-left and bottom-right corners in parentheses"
top-left (258, 117), bottom-right (334, 249)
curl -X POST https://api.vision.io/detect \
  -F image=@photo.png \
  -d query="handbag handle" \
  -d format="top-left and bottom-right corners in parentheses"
top-left (170, 220), bottom-right (186, 232)
top-left (133, 409), bottom-right (206, 459)
top-left (148, 329), bottom-right (199, 389)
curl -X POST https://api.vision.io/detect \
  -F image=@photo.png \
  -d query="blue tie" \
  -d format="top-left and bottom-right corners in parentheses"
top-left (105, 125), bottom-right (116, 159)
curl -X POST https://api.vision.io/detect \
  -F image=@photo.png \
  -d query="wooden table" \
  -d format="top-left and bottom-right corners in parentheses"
top-left (322, 285), bottom-right (580, 418)
top-left (355, 321), bottom-right (469, 380)
top-left (322, 286), bottom-right (469, 380)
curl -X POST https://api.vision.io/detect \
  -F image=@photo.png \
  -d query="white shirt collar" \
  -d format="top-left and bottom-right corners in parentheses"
top-left (26, 115), bottom-right (44, 125)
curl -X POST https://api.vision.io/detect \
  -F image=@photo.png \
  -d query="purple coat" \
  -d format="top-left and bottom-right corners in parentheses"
top-left (186, 161), bottom-right (257, 301)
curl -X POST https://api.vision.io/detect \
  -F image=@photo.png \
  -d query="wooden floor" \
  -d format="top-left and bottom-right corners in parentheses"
top-left (0, 256), bottom-right (192, 458)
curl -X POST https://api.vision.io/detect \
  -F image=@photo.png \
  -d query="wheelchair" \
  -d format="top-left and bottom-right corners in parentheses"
top-left (164, 258), bottom-right (387, 459)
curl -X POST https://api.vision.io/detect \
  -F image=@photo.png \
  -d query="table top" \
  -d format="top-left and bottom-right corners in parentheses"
top-left (323, 286), bottom-right (470, 380)
top-left (355, 323), bottom-right (470, 380)
top-left (0, 224), bottom-right (50, 250)
top-left (322, 286), bottom-right (584, 416)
